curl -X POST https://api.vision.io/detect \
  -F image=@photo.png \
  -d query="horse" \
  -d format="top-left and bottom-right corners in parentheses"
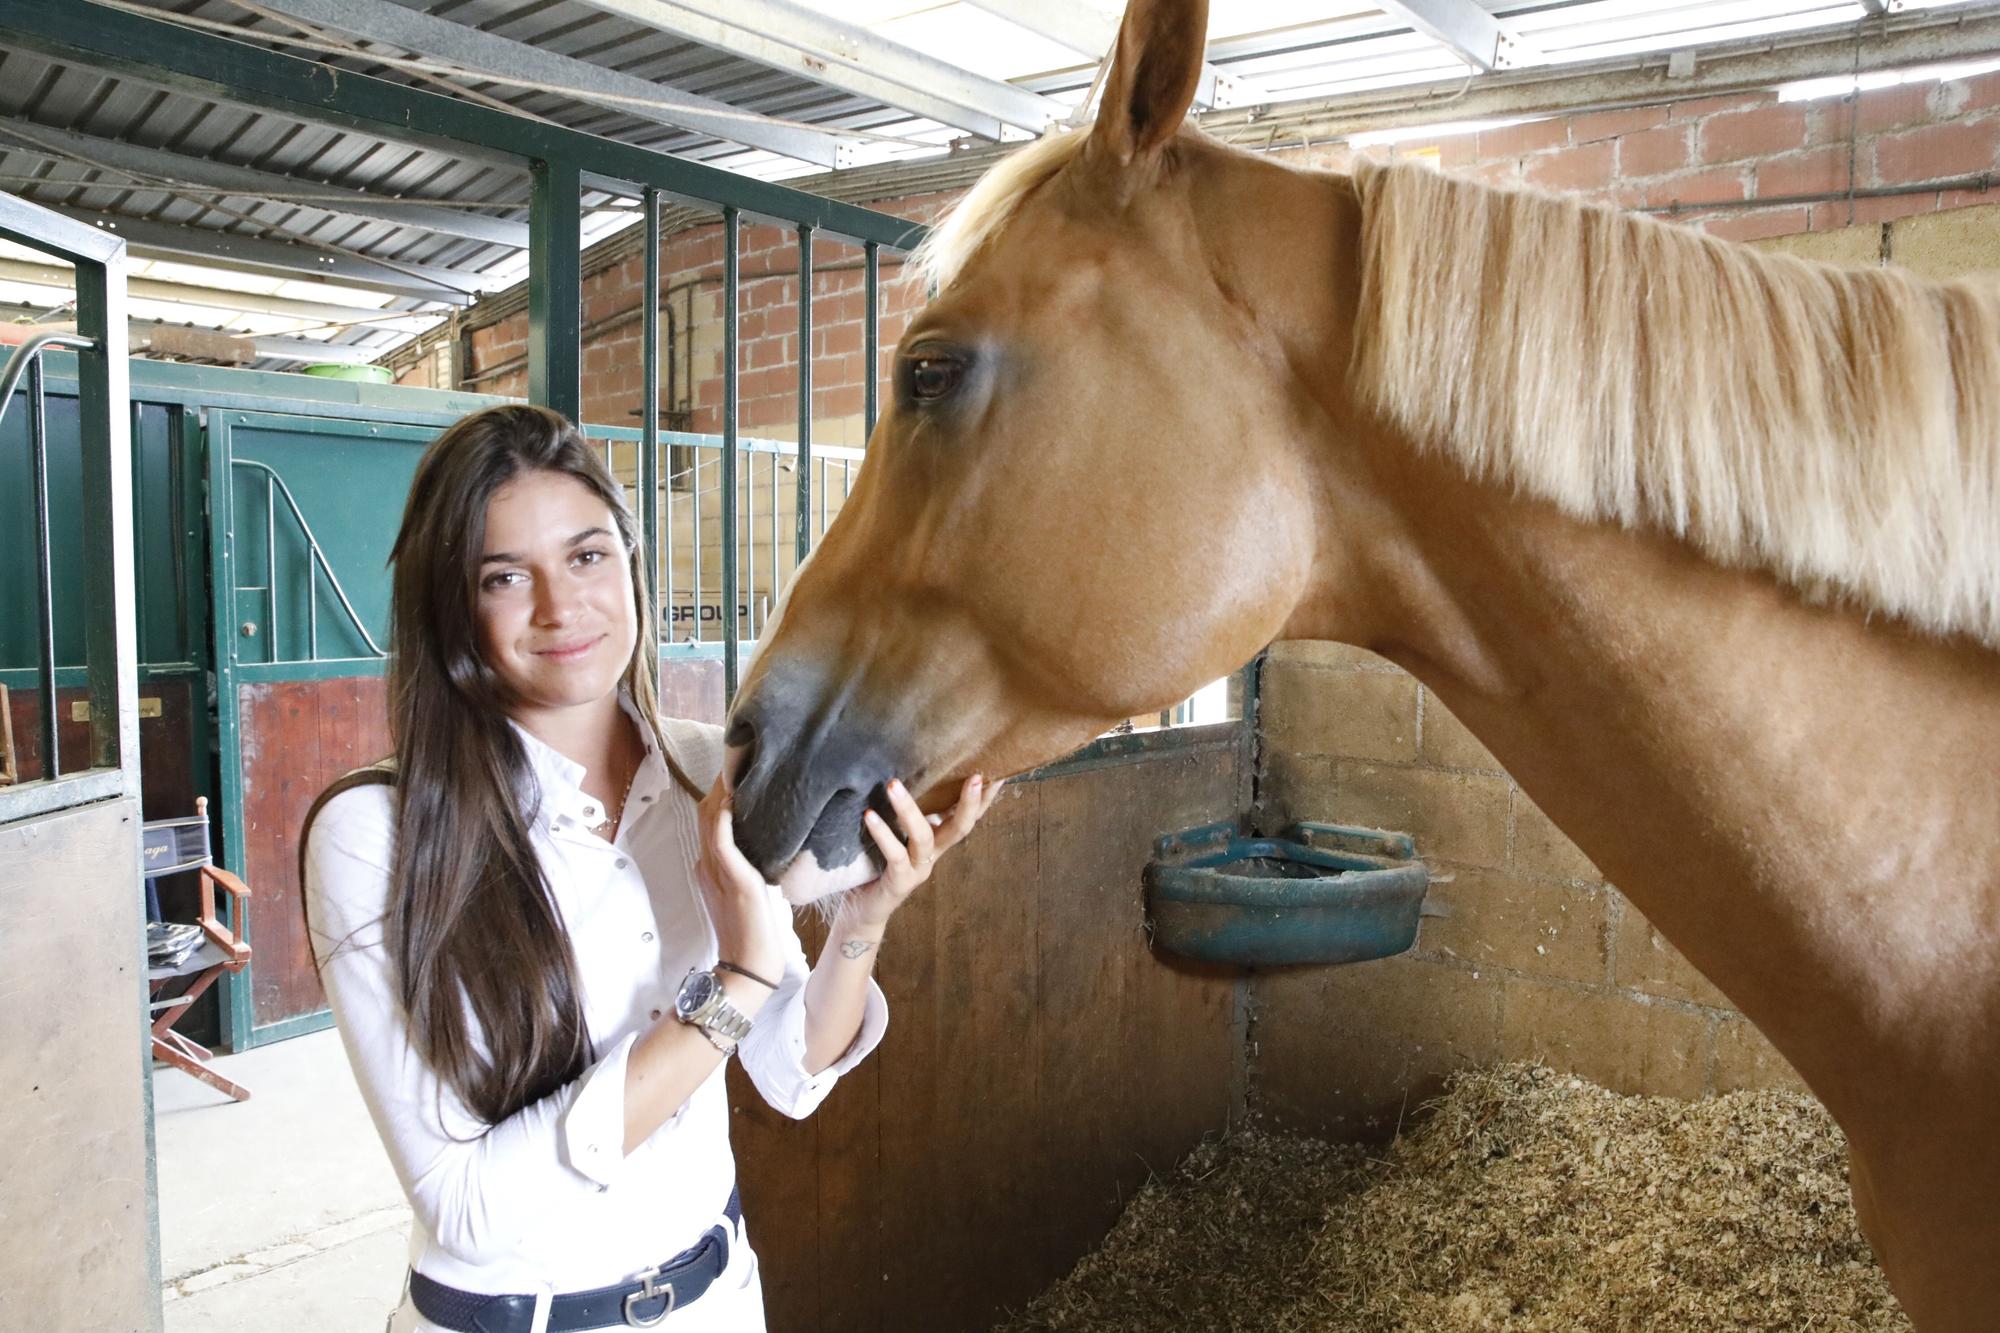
top-left (722, 0), bottom-right (2000, 1324)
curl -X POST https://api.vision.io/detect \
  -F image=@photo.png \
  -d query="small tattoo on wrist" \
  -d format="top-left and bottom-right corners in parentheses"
top-left (840, 938), bottom-right (876, 960)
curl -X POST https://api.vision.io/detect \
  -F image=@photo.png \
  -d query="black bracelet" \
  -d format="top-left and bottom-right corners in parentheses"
top-left (716, 959), bottom-right (780, 990)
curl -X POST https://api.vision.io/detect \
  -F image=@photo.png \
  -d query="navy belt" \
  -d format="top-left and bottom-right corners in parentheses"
top-left (409, 1188), bottom-right (741, 1333)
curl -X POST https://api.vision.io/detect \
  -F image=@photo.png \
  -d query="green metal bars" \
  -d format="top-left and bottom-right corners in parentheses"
top-left (0, 190), bottom-right (135, 824)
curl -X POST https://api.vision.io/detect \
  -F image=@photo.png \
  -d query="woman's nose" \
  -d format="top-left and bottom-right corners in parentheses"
top-left (532, 573), bottom-right (582, 625)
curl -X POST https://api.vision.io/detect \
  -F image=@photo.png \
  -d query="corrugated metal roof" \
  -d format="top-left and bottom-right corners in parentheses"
top-left (0, 0), bottom-right (1984, 368)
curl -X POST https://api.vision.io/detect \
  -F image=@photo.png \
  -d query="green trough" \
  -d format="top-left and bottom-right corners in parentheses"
top-left (1144, 820), bottom-right (1430, 967)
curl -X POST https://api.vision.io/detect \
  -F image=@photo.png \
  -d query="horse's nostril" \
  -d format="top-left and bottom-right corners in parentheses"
top-left (724, 714), bottom-right (755, 748)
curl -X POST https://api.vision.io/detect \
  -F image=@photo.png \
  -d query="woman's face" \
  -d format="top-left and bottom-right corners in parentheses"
top-left (474, 468), bottom-right (637, 720)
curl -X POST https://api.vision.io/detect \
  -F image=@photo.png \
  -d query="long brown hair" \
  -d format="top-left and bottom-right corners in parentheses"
top-left (386, 404), bottom-right (668, 1125)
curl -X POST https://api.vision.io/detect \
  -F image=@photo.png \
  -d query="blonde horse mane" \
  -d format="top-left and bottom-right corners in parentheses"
top-left (912, 129), bottom-right (2000, 648)
top-left (908, 129), bottom-right (1087, 292)
top-left (1351, 161), bottom-right (2000, 649)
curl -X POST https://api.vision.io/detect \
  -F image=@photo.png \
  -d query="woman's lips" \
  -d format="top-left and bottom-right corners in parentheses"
top-left (535, 634), bottom-right (605, 663)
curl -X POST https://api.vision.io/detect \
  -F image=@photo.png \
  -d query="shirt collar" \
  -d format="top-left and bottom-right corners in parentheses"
top-left (508, 692), bottom-right (662, 835)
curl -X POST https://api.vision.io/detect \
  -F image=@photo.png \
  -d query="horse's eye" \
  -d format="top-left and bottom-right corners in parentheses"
top-left (907, 354), bottom-right (964, 402)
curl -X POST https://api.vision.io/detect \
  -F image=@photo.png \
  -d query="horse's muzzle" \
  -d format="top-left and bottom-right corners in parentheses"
top-left (726, 665), bottom-right (906, 903)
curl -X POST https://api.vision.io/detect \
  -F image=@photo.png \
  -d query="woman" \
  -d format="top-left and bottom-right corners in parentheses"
top-left (304, 404), bottom-right (999, 1332)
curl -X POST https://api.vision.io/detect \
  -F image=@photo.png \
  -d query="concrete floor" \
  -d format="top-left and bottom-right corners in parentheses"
top-left (153, 1027), bottom-right (411, 1332)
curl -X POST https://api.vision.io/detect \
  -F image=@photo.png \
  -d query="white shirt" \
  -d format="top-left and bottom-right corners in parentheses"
top-left (303, 708), bottom-right (887, 1298)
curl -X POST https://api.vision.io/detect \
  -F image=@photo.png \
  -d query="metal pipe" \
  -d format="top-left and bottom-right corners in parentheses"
top-left (0, 332), bottom-right (92, 432)
top-left (767, 441), bottom-right (778, 620)
top-left (1645, 171), bottom-right (1999, 216)
top-left (28, 354), bottom-right (58, 778)
top-left (722, 206), bottom-right (741, 697)
top-left (641, 187), bottom-right (662, 629)
top-left (691, 449), bottom-right (703, 644)
top-left (266, 471), bottom-right (279, 662)
top-left (231, 458), bottom-right (387, 657)
top-left (864, 241), bottom-right (880, 439)
top-left (308, 523), bottom-right (319, 661)
top-left (796, 225), bottom-right (814, 568)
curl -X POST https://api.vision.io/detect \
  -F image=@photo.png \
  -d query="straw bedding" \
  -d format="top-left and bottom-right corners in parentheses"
top-left (994, 1063), bottom-right (1907, 1332)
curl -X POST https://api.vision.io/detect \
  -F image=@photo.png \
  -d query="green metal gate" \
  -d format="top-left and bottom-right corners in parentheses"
top-left (207, 409), bottom-right (432, 1048)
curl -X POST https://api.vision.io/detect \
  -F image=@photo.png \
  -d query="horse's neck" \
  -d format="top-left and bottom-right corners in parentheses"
top-left (1291, 448), bottom-right (2000, 1123)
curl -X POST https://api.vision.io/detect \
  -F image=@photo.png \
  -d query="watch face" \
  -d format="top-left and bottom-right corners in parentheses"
top-left (676, 969), bottom-right (717, 1020)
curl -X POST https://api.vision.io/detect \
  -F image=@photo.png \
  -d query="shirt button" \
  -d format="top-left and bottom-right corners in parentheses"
top-left (641, 931), bottom-right (654, 942)
top-left (650, 1008), bottom-right (662, 1021)
top-left (616, 858), bottom-right (628, 870)
top-left (582, 805), bottom-right (598, 819)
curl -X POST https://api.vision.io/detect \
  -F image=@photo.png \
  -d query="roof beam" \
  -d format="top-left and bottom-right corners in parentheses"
top-left (7, 1), bottom-right (921, 248)
top-left (242, 0), bottom-right (854, 169)
top-left (35, 205), bottom-right (482, 303)
top-left (0, 118), bottom-right (529, 248)
top-left (1371, 0), bottom-right (1541, 73)
top-left (570, 0), bottom-right (1062, 138)
top-left (1192, 1), bottom-right (2000, 139)
top-left (0, 256), bottom-right (434, 322)
top-left (957, 0), bottom-right (1272, 110)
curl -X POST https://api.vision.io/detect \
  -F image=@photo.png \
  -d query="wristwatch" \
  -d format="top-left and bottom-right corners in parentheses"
top-left (674, 968), bottom-right (754, 1047)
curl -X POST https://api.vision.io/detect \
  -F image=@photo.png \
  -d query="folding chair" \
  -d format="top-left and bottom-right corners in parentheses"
top-left (144, 797), bottom-right (254, 1102)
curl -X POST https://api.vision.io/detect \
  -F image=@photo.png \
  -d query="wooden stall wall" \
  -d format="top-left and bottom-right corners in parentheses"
top-left (733, 737), bottom-right (1251, 1333)
top-left (234, 676), bottom-right (391, 1032)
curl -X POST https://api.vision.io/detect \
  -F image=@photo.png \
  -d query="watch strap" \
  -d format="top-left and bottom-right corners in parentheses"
top-left (697, 1025), bottom-right (737, 1056)
top-left (700, 992), bottom-right (754, 1042)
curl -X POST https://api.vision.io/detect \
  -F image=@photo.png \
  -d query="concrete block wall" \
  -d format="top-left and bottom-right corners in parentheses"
top-left (1249, 642), bottom-right (1806, 1142)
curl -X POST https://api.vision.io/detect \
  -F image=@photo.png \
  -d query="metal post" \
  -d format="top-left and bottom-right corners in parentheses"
top-left (28, 355), bottom-right (58, 778)
top-left (690, 450), bottom-right (702, 643)
top-left (640, 187), bottom-right (661, 621)
top-left (265, 473), bottom-right (279, 663)
top-left (722, 206), bottom-right (741, 699)
top-left (864, 240), bottom-right (881, 439)
top-left (529, 158), bottom-right (582, 422)
top-left (795, 225), bottom-right (814, 567)
top-left (307, 536), bottom-right (319, 661)
top-left (768, 442), bottom-right (778, 605)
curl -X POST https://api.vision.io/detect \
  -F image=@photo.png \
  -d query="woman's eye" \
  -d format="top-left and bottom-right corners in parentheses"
top-left (907, 354), bottom-right (964, 402)
top-left (574, 548), bottom-right (606, 567)
top-left (482, 570), bottom-right (524, 592)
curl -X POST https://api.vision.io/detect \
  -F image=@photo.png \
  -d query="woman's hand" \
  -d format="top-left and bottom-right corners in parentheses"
top-left (695, 778), bottom-right (788, 992)
top-left (844, 774), bottom-right (1005, 930)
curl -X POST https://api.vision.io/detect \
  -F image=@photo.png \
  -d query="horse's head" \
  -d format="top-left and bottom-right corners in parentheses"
top-left (731, 0), bottom-right (1349, 900)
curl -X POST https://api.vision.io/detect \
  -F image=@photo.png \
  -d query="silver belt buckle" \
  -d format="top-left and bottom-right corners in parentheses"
top-left (622, 1266), bottom-right (676, 1328)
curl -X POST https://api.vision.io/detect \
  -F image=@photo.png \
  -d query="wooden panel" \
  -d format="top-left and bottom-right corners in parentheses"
top-left (236, 675), bottom-right (391, 1033)
top-left (0, 797), bottom-right (160, 1333)
top-left (730, 742), bottom-right (1248, 1332)
top-left (6, 679), bottom-right (195, 818)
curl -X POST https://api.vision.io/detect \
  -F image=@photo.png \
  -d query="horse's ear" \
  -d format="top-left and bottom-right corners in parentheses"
top-left (1089, 0), bottom-right (1209, 168)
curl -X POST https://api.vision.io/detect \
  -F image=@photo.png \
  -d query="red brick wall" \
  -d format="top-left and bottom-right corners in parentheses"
top-left (416, 196), bottom-right (946, 438)
top-left (1358, 70), bottom-right (2000, 244)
